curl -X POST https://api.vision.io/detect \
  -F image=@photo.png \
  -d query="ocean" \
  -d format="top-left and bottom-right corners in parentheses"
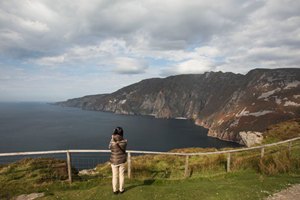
top-left (0, 102), bottom-right (241, 169)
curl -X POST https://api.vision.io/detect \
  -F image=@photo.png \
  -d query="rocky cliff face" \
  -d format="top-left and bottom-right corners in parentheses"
top-left (53, 68), bottom-right (300, 145)
top-left (204, 68), bottom-right (300, 144)
top-left (51, 94), bottom-right (108, 108)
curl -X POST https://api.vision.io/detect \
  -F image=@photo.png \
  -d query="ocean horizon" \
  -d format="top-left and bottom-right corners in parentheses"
top-left (0, 102), bottom-right (242, 169)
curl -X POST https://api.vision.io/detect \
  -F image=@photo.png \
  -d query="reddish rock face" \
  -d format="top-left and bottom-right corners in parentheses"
top-left (53, 68), bottom-right (300, 144)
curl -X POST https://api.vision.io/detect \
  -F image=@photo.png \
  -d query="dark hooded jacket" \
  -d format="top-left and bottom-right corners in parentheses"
top-left (110, 134), bottom-right (127, 165)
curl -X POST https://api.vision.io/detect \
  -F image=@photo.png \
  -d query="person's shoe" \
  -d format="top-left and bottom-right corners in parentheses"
top-left (120, 190), bottom-right (125, 194)
top-left (113, 191), bottom-right (119, 195)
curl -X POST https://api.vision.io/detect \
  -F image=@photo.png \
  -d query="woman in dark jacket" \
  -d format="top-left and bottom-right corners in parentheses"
top-left (109, 127), bottom-right (127, 195)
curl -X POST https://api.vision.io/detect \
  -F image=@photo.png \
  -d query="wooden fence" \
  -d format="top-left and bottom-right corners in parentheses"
top-left (1, 136), bottom-right (300, 184)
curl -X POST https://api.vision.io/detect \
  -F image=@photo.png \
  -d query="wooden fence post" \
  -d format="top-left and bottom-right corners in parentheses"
top-left (128, 152), bottom-right (131, 179)
top-left (184, 155), bottom-right (189, 179)
top-left (289, 141), bottom-right (292, 157)
top-left (261, 147), bottom-right (264, 159)
top-left (227, 152), bottom-right (230, 173)
top-left (67, 151), bottom-right (72, 184)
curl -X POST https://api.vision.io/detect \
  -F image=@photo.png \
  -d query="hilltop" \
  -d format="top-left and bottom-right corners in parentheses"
top-left (52, 68), bottom-right (300, 145)
top-left (1, 118), bottom-right (300, 199)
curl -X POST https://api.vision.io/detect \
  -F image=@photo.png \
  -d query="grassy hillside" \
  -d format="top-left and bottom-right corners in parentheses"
top-left (263, 118), bottom-right (300, 144)
top-left (1, 118), bottom-right (300, 199)
top-left (94, 118), bottom-right (300, 179)
top-left (38, 172), bottom-right (300, 200)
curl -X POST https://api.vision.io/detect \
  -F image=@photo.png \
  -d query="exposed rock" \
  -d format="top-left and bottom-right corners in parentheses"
top-left (79, 169), bottom-right (98, 175)
top-left (53, 68), bottom-right (300, 144)
top-left (239, 131), bottom-right (263, 147)
top-left (51, 94), bottom-right (108, 109)
top-left (208, 129), bottom-right (244, 145)
top-left (265, 184), bottom-right (300, 200)
top-left (79, 169), bottom-right (90, 174)
top-left (15, 193), bottom-right (44, 200)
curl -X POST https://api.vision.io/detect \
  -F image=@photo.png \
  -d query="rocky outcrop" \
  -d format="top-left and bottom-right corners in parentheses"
top-left (15, 193), bottom-right (44, 200)
top-left (53, 68), bottom-right (300, 144)
top-left (239, 131), bottom-right (263, 147)
top-left (208, 129), bottom-right (244, 145)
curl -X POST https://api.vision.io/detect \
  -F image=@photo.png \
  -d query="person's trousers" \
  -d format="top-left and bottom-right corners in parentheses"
top-left (111, 163), bottom-right (126, 192)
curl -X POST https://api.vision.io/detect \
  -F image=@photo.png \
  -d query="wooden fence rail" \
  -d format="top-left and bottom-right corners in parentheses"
top-left (1, 136), bottom-right (299, 183)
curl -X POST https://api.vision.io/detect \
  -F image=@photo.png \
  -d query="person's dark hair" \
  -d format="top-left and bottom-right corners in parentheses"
top-left (113, 127), bottom-right (123, 136)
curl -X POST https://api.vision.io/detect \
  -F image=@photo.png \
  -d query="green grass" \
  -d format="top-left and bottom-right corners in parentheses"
top-left (29, 170), bottom-right (300, 200)
top-left (263, 118), bottom-right (300, 144)
top-left (93, 141), bottom-right (300, 180)
top-left (2, 145), bottom-right (300, 199)
top-left (1, 118), bottom-right (300, 199)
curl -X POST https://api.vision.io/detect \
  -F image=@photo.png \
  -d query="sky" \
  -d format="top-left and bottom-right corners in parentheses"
top-left (0, 0), bottom-right (300, 102)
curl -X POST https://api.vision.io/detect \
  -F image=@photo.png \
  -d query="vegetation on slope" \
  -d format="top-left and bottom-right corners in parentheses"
top-left (94, 118), bottom-right (300, 179)
top-left (0, 118), bottom-right (300, 199)
top-left (263, 118), bottom-right (300, 144)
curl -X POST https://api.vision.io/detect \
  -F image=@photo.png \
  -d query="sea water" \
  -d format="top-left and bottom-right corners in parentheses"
top-left (0, 102), bottom-right (241, 169)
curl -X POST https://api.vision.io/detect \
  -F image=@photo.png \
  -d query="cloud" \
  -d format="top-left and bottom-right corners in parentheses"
top-left (160, 59), bottom-right (214, 76)
top-left (34, 55), bottom-right (65, 66)
top-left (0, 0), bottom-right (264, 59)
top-left (1, 0), bottom-right (300, 101)
top-left (113, 57), bottom-right (149, 74)
top-left (28, 38), bottom-right (128, 67)
top-left (173, 0), bottom-right (300, 74)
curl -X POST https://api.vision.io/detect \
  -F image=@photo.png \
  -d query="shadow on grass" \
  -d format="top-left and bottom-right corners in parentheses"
top-left (132, 169), bottom-right (173, 179)
top-left (124, 179), bottom-right (156, 192)
top-left (150, 170), bottom-right (171, 179)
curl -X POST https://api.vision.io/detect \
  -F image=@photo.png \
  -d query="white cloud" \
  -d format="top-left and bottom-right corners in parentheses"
top-left (194, 46), bottom-right (222, 58)
top-left (1, 0), bottom-right (300, 101)
top-left (2, 0), bottom-right (299, 69)
top-left (29, 38), bottom-right (128, 67)
top-left (0, 30), bottom-right (23, 44)
top-left (19, 19), bottom-right (50, 33)
top-left (34, 55), bottom-right (65, 66)
top-left (161, 59), bottom-right (214, 76)
top-left (113, 57), bottom-right (149, 74)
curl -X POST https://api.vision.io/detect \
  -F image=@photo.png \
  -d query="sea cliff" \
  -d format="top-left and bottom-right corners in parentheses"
top-left (52, 68), bottom-right (300, 146)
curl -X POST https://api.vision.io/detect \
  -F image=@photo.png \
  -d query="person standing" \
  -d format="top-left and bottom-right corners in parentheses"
top-left (109, 127), bottom-right (127, 195)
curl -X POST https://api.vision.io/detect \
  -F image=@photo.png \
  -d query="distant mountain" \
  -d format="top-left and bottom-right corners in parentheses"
top-left (52, 94), bottom-right (108, 108)
top-left (52, 68), bottom-right (300, 145)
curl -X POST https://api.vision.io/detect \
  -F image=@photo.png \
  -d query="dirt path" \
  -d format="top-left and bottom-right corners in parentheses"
top-left (265, 184), bottom-right (300, 200)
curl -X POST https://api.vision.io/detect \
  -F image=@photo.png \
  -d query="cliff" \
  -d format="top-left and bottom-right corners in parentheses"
top-left (52, 68), bottom-right (300, 145)
top-left (51, 94), bottom-right (108, 108)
